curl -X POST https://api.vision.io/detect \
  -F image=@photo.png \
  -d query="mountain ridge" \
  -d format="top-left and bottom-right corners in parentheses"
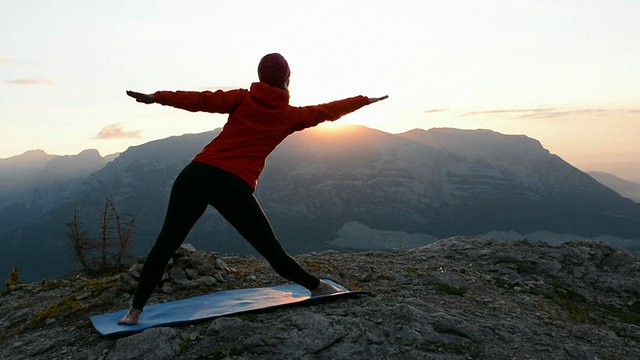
top-left (1, 126), bottom-right (639, 282)
top-left (588, 171), bottom-right (640, 203)
top-left (0, 149), bottom-right (111, 235)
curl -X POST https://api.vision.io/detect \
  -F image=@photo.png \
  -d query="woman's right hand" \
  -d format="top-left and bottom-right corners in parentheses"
top-left (126, 90), bottom-right (155, 104)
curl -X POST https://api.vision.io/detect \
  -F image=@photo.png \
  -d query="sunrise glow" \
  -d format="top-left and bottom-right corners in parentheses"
top-left (1, 0), bottom-right (639, 181)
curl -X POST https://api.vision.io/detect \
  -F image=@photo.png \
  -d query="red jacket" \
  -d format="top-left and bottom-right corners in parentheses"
top-left (153, 82), bottom-right (370, 189)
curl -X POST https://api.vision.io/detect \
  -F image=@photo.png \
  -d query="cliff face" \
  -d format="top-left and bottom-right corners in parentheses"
top-left (1, 237), bottom-right (639, 359)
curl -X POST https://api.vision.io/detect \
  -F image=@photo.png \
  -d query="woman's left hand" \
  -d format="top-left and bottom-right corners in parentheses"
top-left (368, 95), bottom-right (389, 104)
top-left (126, 90), bottom-right (155, 104)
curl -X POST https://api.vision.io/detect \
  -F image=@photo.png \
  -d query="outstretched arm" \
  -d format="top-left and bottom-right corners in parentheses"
top-left (293, 95), bottom-right (389, 131)
top-left (126, 90), bottom-right (155, 104)
top-left (128, 89), bottom-right (247, 113)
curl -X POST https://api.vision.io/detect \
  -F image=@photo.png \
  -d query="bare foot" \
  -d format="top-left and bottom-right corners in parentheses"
top-left (117, 307), bottom-right (142, 325)
top-left (311, 280), bottom-right (344, 297)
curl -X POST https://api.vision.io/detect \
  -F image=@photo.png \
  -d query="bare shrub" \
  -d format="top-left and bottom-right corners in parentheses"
top-left (65, 198), bottom-right (135, 276)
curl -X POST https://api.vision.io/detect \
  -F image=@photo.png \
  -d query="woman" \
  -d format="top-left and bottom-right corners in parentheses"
top-left (119, 53), bottom-right (387, 325)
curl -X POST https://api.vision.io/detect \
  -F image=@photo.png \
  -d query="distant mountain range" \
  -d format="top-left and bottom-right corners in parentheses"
top-left (1, 126), bottom-right (639, 282)
top-left (0, 149), bottom-right (110, 232)
top-left (588, 171), bottom-right (640, 203)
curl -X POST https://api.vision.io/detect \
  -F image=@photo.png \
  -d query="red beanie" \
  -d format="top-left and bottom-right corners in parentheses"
top-left (258, 53), bottom-right (290, 87)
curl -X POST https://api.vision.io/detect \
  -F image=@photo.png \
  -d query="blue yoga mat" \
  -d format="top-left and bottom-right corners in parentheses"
top-left (90, 280), bottom-right (372, 336)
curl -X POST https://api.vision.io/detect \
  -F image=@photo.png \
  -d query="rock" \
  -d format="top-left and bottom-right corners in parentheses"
top-left (173, 279), bottom-right (197, 290)
top-left (127, 263), bottom-right (143, 279)
top-left (108, 247), bottom-right (229, 295)
top-left (185, 268), bottom-right (199, 279)
top-left (168, 267), bottom-right (187, 281)
top-left (194, 276), bottom-right (216, 286)
top-left (433, 271), bottom-right (467, 290)
top-left (198, 263), bottom-right (216, 276)
top-left (214, 258), bottom-right (231, 272)
top-left (175, 243), bottom-right (197, 258)
top-left (76, 292), bottom-right (92, 300)
top-left (106, 327), bottom-right (182, 360)
top-left (1, 238), bottom-right (639, 360)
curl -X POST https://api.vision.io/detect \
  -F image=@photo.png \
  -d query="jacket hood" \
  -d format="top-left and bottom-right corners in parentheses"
top-left (249, 82), bottom-right (290, 109)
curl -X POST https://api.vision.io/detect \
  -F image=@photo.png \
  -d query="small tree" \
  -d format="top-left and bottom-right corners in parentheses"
top-left (65, 198), bottom-right (136, 276)
top-left (5, 266), bottom-right (22, 288)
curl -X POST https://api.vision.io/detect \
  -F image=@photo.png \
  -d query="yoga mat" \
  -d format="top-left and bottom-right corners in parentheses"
top-left (90, 280), bottom-right (372, 336)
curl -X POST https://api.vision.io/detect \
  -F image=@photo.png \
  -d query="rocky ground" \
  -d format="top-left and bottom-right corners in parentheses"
top-left (1, 237), bottom-right (639, 360)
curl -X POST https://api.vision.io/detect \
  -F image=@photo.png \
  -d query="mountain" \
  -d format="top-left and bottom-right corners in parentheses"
top-left (588, 171), bottom-right (640, 203)
top-left (1, 237), bottom-right (639, 359)
top-left (583, 160), bottom-right (640, 184)
top-left (0, 150), bottom-right (55, 198)
top-left (2, 126), bottom-right (639, 282)
top-left (0, 149), bottom-right (109, 235)
top-left (400, 128), bottom-right (640, 230)
top-left (0, 149), bottom-right (108, 198)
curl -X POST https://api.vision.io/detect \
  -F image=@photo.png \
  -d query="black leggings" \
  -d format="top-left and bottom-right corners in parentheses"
top-left (132, 162), bottom-right (319, 309)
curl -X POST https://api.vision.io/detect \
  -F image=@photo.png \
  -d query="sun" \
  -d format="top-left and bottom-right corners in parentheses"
top-left (315, 120), bottom-right (355, 132)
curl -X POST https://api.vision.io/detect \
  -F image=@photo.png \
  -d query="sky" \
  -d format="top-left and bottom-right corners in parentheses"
top-left (2, 0), bottom-right (639, 181)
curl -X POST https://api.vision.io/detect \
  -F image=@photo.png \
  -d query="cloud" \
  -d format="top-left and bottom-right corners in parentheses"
top-left (94, 123), bottom-right (143, 140)
top-left (4, 77), bottom-right (56, 86)
top-left (0, 56), bottom-right (29, 65)
top-left (422, 108), bottom-right (449, 114)
top-left (1, 58), bottom-right (54, 85)
top-left (461, 108), bottom-right (639, 119)
top-left (462, 108), bottom-right (556, 117)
